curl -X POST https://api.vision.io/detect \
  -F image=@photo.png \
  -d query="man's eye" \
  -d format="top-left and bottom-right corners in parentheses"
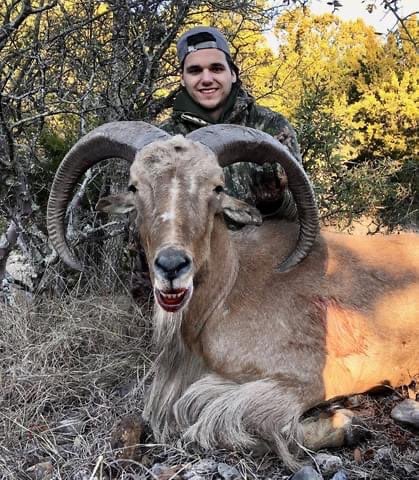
top-left (214, 185), bottom-right (224, 194)
top-left (128, 185), bottom-right (137, 193)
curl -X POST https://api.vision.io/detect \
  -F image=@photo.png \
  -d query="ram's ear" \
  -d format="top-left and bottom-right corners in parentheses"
top-left (96, 193), bottom-right (136, 214)
top-left (221, 194), bottom-right (262, 226)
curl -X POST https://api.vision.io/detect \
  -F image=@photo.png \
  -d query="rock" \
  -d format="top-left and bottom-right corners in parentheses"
top-left (183, 458), bottom-right (218, 479)
top-left (291, 466), bottom-right (323, 480)
top-left (183, 459), bottom-right (218, 477)
top-left (192, 459), bottom-right (218, 475)
top-left (391, 399), bottom-right (419, 427)
top-left (314, 453), bottom-right (343, 474)
top-left (217, 462), bottom-right (241, 480)
top-left (376, 447), bottom-right (392, 462)
top-left (26, 462), bottom-right (53, 480)
top-left (151, 463), bottom-right (181, 480)
top-left (110, 414), bottom-right (144, 460)
top-left (331, 471), bottom-right (348, 480)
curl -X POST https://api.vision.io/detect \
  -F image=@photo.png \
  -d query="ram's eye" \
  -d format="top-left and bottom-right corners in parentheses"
top-left (214, 185), bottom-right (224, 194)
top-left (128, 185), bottom-right (137, 193)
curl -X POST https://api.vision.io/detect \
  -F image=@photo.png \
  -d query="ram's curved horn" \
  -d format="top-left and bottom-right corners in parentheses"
top-left (187, 124), bottom-right (318, 272)
top-left (47, 121), bottom-right (170, 271)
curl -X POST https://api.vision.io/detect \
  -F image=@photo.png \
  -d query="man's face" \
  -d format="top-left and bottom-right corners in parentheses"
top-left (181, 49), bottom-right (237, 120)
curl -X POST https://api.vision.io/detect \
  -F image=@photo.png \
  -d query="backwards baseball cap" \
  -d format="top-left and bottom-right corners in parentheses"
top-left (176, 26), bottom-right (232, 65)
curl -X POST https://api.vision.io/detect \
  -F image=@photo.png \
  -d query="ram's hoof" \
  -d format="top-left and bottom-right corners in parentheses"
top-left (302, 408), bottom-right (370, 451)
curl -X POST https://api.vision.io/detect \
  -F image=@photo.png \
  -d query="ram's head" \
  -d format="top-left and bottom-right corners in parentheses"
top-left (47, 121), bottom-right (319, 312)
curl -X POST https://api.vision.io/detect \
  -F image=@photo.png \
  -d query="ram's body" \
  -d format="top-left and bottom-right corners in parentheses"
top-left (47, 123), bottom-right (419, 469)
top-left (95, 136), bottom-right (419, 465)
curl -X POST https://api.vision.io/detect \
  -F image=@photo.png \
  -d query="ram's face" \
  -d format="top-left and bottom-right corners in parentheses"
top-left (96, 136), bottom-right (261, 313)
top-left (132, 138), bottom-right (225, 313)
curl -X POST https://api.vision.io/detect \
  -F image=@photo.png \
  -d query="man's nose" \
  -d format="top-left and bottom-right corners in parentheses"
top-left (200, 69), bottom-right (213, 83)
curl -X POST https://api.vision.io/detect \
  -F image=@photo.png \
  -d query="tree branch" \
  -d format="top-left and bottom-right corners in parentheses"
top-left (381, 0), bottom-right (418, 47)
top-left (0, 0), bottom-right (58, 50)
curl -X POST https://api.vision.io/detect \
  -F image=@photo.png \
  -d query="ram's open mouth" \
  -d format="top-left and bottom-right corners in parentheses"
top-left (155, 287), bottom-right (191, 313)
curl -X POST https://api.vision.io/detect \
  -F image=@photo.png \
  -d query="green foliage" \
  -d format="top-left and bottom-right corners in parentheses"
top-left (258, 7), bottom-right (418, 229)
top-left (39, 127), bottom-right (75, 172)
top-left (293, 83), bottom-right (348, 170)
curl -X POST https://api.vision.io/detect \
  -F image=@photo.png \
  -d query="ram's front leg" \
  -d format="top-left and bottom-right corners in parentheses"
top-left (173, 374), bottom-right (310, 471)
top-left (301, 409), bottom-right (367, 451)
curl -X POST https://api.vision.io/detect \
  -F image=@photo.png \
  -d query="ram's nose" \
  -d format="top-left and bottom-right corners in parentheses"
top-left (154, 247), bottom-right (192, 281)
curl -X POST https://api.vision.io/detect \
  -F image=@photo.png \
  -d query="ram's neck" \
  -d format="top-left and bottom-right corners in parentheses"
top-left (182, 218), bottom-right (239, 349)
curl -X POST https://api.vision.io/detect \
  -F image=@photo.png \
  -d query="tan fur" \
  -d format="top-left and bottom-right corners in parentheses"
top-left (99, 136), bottom-right (419, 469)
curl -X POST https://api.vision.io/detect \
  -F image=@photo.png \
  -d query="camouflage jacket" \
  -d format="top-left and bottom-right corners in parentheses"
top-left (159, 84), bottom-right (302, 219)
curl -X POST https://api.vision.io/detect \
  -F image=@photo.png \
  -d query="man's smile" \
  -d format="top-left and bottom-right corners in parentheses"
top-left (199, 88), bottom-right (218, 95)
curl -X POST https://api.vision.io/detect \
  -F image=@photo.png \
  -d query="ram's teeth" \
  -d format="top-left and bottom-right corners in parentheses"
top-left (164, 292), bottom-right (183, 299)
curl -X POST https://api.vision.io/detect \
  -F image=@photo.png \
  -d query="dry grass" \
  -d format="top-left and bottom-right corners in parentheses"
top-left (0, 277), bottom-right (418, 479)
top-left (0, 282), bottom-right (153, 479)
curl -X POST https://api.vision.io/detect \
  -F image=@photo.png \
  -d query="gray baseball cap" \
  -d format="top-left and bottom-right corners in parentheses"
top-left (177, 26), bottom-right (232, 65)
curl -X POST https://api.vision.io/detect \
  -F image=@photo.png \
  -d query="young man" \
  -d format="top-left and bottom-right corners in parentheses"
top-left (160, 25), bottom-right (302, 220)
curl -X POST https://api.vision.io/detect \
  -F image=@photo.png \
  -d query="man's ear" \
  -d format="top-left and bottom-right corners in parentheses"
top-left (231, 70), bottom-right (237, 84)
top-left (221, 194), bottom-right (262, 226)
top-left (180, 74), bottom-right (185, 87)
top-left (96, 193), bottom-right (136, 215)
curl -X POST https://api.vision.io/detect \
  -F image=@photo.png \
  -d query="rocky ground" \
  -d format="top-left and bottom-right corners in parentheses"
top-left (0, 291), bottom-right (418, 480)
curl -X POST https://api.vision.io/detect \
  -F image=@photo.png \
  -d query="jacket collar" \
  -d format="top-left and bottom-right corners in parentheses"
top-left (172, 84), bottom-right (253, 126)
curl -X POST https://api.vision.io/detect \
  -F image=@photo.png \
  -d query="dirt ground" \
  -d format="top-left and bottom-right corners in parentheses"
top-left (0, 292), bottom-right (417, 480)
